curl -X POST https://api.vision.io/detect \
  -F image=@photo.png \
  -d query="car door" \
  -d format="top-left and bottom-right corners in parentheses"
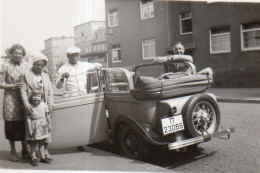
top-left (49, 70), bottom-right (108, 149)
top-left (100, 68), bottom-right (135, 130)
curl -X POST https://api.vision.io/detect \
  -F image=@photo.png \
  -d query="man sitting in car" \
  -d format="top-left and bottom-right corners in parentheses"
top-left (153, 42), bottom-right (193, 64)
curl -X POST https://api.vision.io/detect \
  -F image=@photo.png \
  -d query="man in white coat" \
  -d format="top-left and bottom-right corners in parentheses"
top-left (56, 47), bottom-right (102, 98)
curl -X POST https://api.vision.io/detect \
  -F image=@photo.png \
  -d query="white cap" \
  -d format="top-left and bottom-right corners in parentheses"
top-left (66, 47), bottom-right (81, 54)
top-left (33, 53), bottom-right (48, 65)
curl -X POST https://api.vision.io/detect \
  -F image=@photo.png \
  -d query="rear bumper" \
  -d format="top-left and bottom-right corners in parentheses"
top-left (168, 127), bottom-right (235, 150)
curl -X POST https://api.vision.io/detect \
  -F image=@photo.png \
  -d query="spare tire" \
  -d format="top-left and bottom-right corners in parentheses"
top-left (182, 94), bottom-right (220, 137)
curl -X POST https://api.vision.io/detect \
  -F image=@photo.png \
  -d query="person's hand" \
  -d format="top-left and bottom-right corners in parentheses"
top-left (61, 72), bottom-right (70, 78)
top-left (25, 105), bottom-right (33, 114)
top-left (48, 105), bottom-right (54, 112)
top-left (61, 72), bottom-right (70, 82)
top-left (29, 129), bottom-right (33, 137)
top-left (94, 63), bottom-right (103, 70)
top-left (13, 83), bottom-right (24, 89)
top-left (48, 124), bottom-right (52, 132)
top-left (42, 68), bottom-right (49, 73)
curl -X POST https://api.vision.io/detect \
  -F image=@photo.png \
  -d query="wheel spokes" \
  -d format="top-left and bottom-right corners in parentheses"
top-left (192, 101), bottom-right (216, 134)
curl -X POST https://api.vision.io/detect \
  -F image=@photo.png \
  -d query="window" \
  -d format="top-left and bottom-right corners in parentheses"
top-left (101, 44), bottom-right (105, 50)
top-left (111, 44), bottom-right (121, 63)
top-left (142, 38), bottom-right (156, 59)
top-left (93, 45), bottom-right (96, 51)
top-left (54, 47), bottom-right (58, 53)
top-left (108, 9), bottom-right (118, 27)
top-left (97, 44), bottom-right (100, 51)
top-left (104, 69), bottom-right (129, 92)
top-left (241, 22), bottom-right (260, 51)
top-left (210, 27), bottom-right (231, 54)
top-left (140, 0), bottom-right (154, 20)
top-left (87, 71), bottom-right (100, 93)
top-left (180, 12), bottom-right (192, 35)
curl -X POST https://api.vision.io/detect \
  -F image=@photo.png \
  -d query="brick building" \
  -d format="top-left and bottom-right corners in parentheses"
top-left (105, 0), bottom-right (260, 87)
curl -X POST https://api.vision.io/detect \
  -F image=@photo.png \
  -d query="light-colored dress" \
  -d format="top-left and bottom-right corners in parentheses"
top-left (26, 102), bottom-right (49, 140)
top-left (0, 60), bottom-right (28, 121)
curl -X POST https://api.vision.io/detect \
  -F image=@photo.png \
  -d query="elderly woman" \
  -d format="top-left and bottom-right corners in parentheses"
top-left (20, 53), bottom-right (54, 163)
top-left (0, 44), bottom-right (30, 161)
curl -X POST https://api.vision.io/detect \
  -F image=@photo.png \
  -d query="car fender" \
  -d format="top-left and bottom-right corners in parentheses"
top-left (114, 115), bottom-right (168, 146)
top-left (158, 93), bottom-right (217, 116)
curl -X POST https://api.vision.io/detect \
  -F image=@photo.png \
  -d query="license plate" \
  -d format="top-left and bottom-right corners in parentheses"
top-left (161, 114), bottom-right (185, 135)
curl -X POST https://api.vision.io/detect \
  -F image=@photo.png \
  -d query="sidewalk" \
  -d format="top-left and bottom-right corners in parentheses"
top-left (208, 88), bottom-right (260, 103)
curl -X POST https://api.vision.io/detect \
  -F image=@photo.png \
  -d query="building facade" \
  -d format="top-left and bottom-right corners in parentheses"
top-left (105, 0), bottom-right (260, 87)
top-left (42, 37), bottom-right (74, 81)
top-left (74, 21), bottom-right (108, 67)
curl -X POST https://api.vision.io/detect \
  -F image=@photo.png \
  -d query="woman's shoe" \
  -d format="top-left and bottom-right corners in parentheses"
top-left (41, 158), bottom-right (51, 164)
top-left (45, 155), bottom-right (53, 161)
top-left (9, 154), bottom-right (19, 162)
top-left (22, 150), bottom-right (31, 159)
top-left (45, 152), bottom-right (53, 161)
top-left (31, 159), bottom-right (38, 166)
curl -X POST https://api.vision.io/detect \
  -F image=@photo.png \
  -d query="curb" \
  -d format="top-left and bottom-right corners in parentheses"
top-left (217, 98), bottom-right (260, 104)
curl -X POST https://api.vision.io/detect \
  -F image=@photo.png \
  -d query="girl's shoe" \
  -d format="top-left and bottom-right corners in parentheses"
top-left (9, 154), bottom-right (19, 162)
top-left (41, 158), bottom-right (51, 164)
top-left (31, 159), bottom-right (38, 166)
top-left (22, 150), bottom-right (31, 159)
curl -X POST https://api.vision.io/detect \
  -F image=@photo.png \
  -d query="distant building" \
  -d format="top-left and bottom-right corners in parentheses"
top-left (74, 21), bottom-right (108, 67)
top-left (42, 37), bottom-right (74, 81)
top-left (105, 0), bottom-right (260, 87)
top-left (75, 0), bottom-right (105, 25)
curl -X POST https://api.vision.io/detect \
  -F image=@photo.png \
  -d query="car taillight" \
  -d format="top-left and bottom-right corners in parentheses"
top-left (168, 106), bottom-right (177, 116)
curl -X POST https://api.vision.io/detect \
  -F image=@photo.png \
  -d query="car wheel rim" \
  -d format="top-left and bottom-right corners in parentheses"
top-left (124, 130), bottom-right (141, 155)
top-left (191, 101), bottom-right (217, 134)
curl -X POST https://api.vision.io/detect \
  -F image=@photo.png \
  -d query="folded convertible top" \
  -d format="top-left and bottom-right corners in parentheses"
top-left (130, 72), bottom-right (213, 101)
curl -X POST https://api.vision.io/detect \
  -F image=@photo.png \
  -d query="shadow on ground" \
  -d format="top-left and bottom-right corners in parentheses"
top-left (91, 141), bottom-right (216, 170)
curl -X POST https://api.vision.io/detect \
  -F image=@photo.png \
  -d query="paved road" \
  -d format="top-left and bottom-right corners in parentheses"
top-left (92, 102), bottom-right (260, 173)
top-left (148, 102), bottom-right (260, 173)
top-left (1, 89), bottom-right (260, 172)
top-left (0, 90), bottom-right (173, 172)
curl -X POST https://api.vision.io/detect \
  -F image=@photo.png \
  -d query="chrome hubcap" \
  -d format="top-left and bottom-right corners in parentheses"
top-left (192, 101), bottom-right (216, 134)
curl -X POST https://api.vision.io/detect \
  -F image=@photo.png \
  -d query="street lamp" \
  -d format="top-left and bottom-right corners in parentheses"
top-left (105, 28), bottom-right (114, 67)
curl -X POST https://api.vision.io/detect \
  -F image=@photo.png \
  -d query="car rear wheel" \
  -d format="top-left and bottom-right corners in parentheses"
top-left (182, 94), bottom-right (220, 137)
top-left (118, 124), bottom-right (149, 160)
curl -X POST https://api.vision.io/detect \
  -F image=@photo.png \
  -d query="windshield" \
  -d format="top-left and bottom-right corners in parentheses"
top-left (134, 63), bottom-right (189, 78)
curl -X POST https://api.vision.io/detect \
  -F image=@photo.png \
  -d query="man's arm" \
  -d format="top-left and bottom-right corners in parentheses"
top-left (55, 66), bottom-right (69, 89)
top-left (169, 54), bottom-right (193, 63)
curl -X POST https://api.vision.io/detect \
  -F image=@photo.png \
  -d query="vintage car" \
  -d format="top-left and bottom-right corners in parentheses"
top-left (50, 61), bottom-right (234, 160)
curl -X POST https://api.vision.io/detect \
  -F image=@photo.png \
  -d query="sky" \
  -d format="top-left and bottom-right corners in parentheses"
top-left (0, 0), bottom-right (105, 56)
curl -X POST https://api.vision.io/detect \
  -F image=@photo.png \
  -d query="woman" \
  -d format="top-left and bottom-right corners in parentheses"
top-left (20, 53), bottom-right (54, 162)
top-left (0, 44), bottom-right (30, 161)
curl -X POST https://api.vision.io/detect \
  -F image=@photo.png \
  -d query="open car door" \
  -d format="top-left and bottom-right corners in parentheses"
top-left (49, 71), bottom-right (108, 149)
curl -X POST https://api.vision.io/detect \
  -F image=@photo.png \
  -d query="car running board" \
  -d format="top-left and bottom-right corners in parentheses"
top-left (168, 127), bottom-right (235, 150)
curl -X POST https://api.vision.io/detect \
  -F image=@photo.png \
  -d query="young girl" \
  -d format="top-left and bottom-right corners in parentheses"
top-left (25, 89), bottom-right (52, 166)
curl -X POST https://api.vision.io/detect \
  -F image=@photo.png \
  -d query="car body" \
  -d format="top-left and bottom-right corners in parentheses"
top-left (50, 62), bottom-right (234, 159)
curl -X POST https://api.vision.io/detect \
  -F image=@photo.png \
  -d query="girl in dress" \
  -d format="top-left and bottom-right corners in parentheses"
top-left (25, 89), bottom-right (52, 166)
